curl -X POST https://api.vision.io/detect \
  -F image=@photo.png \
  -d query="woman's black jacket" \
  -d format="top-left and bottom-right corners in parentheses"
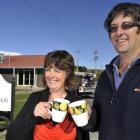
top-left (6, 89), bottom-right (90, 140)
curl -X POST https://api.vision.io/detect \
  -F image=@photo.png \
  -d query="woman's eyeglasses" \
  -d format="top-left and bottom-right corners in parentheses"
top-left (108, 22), bottom-right (140, 33)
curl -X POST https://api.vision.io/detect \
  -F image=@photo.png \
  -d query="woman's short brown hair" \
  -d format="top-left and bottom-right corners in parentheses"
top-left (44, 50), bottom-right (76, 92)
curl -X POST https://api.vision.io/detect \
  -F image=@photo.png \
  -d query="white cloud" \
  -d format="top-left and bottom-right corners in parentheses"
top-left (0, 51), bottom-right (22, 56)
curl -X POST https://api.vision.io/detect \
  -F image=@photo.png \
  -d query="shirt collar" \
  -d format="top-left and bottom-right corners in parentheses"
top-left (113, 54), bottom-right (140, 70)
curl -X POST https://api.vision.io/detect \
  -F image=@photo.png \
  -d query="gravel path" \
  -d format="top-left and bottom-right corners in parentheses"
top-left (90, 132), bottom-right (98, 140)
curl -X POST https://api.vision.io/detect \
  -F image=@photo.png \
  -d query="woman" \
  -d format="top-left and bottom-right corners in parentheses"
top-left (6, 50), bottom-right (90, 140)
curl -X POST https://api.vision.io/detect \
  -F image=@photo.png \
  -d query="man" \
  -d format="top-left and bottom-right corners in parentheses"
top-left (91, 2), bottom-right (140, 140)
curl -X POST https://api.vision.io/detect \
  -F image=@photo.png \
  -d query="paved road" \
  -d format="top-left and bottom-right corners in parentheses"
top-left (90, 132), bottom-right (98, 140)
top-left (0, 130), bottom-right (98, 140)
top-left (0, 130), bottom-right (6, 140)
top-left (82, 91), bottom-right (99, 140)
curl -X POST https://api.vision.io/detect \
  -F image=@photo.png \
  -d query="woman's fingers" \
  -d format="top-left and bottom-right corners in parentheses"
top-left (34, 102), bottom-right (52, 119)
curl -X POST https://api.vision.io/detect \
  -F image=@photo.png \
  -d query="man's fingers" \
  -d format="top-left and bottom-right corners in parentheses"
top-left (134, 88), bottom-right (140, 92)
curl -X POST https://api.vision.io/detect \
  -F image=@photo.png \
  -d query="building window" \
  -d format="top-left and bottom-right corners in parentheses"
top-left (18, 71), bottom-right (23, 85)
top-left (17, 70), bottom-right (33, 86)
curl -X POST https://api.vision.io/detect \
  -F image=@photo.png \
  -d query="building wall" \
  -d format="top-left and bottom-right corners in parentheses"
top-left (0, 69), bottom-right (13, 83)
top-left (36, 69), bottom-right (44, 87)
top-left (0, 68), bottom-right (44, 89)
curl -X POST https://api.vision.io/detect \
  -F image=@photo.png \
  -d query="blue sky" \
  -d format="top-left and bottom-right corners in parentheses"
top-left (0, 0), bottom-right (139, 69)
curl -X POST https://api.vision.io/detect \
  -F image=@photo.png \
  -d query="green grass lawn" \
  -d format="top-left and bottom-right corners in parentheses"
top-left (0, 91), bottom-right (30, 135)
top-left (14, 91), bottom-right (30, 118)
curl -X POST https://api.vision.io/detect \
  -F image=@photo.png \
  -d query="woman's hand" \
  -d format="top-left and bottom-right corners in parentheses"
top-left (34, 102), bottom-right (52, 119)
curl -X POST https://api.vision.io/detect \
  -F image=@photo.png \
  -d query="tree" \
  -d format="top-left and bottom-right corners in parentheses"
top-left (75, 66), bottom-right (87, 72)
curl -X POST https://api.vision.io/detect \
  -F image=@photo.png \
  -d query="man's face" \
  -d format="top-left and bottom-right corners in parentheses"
top-left (109, 14), bottom-right (140, 56)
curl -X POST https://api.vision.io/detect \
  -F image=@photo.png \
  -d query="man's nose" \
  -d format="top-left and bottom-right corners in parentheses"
top-left (116, 26), bottom-right (124, 35)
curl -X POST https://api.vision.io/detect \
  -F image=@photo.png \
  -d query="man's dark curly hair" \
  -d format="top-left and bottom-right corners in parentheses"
top-left (104, 2), bottom-right (140, 32)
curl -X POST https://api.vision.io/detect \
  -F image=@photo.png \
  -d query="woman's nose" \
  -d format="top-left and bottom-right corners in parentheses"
top-left (49, 70), bottom-right (55, 77)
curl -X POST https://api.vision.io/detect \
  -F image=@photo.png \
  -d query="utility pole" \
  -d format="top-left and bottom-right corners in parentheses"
top-left (93, 50), bottom-right (98, 70)
top-left (75, 50), bottom-right (80, 72)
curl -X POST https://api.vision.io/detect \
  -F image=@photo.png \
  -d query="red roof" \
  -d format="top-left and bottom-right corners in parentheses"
top-left (0, 55), bottom-right (45, 68)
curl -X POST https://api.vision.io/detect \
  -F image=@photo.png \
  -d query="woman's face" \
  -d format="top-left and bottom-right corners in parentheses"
top-left (44, 66), bottom-right (67, 93)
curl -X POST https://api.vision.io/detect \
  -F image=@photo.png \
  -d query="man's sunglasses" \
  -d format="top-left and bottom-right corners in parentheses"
top-left (108, 22), bottom-right (140, 33)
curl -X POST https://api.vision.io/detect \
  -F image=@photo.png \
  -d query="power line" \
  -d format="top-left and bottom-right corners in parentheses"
top-left (23, 0), bottom-right (80, 50)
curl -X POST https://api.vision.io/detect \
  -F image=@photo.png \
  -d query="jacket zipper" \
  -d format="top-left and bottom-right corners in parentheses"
top-left (105, 64), bottom-right (116, 104)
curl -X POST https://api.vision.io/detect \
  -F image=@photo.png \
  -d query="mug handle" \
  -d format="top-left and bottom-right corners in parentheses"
top-left (47, 102), bottom-right (53, 115)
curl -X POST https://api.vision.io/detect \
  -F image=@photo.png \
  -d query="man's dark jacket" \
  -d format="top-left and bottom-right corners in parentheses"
top-left (6, 89), bottom-right (90, 140)
top-left (92, 57), bottom-right (140, 140)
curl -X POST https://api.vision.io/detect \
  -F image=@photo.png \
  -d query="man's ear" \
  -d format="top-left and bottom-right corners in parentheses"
top-left (136, 28), bottom-right (140, 34)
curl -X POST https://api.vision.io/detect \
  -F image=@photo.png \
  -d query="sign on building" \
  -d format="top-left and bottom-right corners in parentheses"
top-left (0, 74), bottom-right (12, 111)
top-left (0, 74), bottom-right (15, 131)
